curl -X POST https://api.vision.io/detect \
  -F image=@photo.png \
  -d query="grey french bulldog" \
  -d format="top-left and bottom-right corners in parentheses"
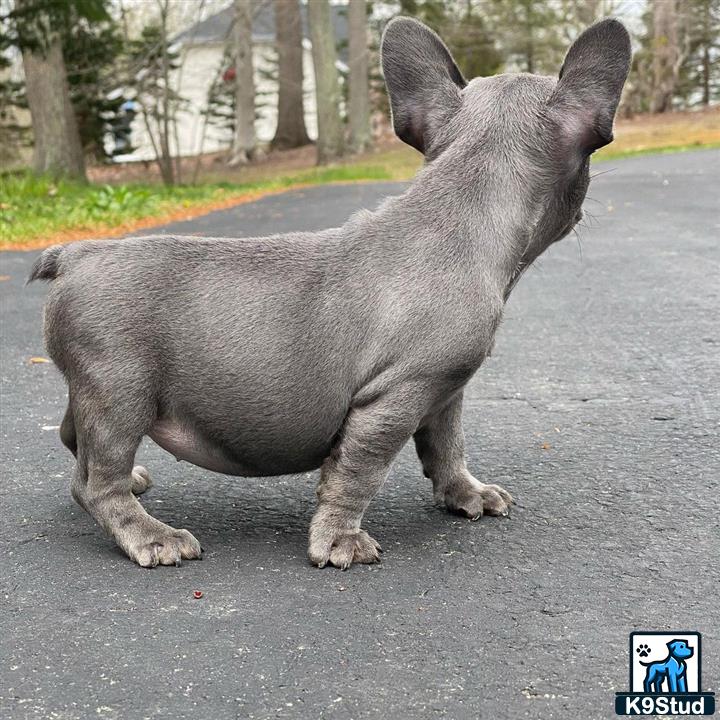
top-left (30, 17), bottom-right (631, 569)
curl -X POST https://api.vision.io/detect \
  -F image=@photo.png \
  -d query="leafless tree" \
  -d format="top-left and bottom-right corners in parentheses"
top-left (271, 0), bottom-right (310, 150)
top-left (348, 0), bottom-right (370, 153)
top-left (308, 0), bottom-right (344, 164)
top-left (650, 0), bottom-right (690, 113)
top-left (229, 0), bottom-right (256, 165)
top-left (156, 0), bottom-right (177, 183)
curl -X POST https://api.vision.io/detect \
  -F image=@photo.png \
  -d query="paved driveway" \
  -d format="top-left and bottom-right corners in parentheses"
top-left (1, 150), bottom-right (718, 719)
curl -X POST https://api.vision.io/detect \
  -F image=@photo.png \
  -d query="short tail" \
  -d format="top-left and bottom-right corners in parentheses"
top-left (27, 244), bottom-right (65, 283)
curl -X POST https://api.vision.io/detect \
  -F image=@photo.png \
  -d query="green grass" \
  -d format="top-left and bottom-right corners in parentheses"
top-left (0, 163), bottom-right (400, 248)
top-left (0, 173), bottom-right (224, 247)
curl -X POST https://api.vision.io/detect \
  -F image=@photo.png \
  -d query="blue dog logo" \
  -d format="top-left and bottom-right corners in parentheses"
top-left (615, 631), bottom-right (715, 716)
top-left (641, 639), bottom-right (694, 694)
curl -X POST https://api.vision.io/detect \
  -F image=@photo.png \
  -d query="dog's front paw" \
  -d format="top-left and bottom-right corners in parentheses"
top-left (308, 527), bottom-right (382, 570)
top-left (441, 477), bottom-right (514, 520)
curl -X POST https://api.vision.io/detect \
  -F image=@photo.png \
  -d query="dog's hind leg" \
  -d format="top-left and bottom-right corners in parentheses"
top-left (62, 400), bottom-right (152, 495)
top-left (68, 383), bottom-right (200, 567)
top-left (414, 393), bottom-right (513, 519)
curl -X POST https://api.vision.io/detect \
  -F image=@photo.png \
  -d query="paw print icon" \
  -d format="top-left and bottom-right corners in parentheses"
top-left (636, 643), bottom-right (651, 658)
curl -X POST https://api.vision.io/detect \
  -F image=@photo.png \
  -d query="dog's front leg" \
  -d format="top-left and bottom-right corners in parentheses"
top-left (308, 386), bottom-right (423, 570)
top-left (414, 392), bottom-right (513, 519)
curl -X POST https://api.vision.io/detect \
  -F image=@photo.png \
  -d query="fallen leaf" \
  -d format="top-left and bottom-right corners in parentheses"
top-left (541, 442), bottom-right (551, 450)
top-left (29, 356), bottom-right (51, 364)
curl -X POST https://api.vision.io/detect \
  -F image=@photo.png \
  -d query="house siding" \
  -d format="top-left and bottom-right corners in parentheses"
top-left (123, 41), bottom-right (319, 162)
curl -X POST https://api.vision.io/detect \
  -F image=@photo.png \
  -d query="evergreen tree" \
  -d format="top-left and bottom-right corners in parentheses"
top-left (2, 0), bottom-right (110, 179)
top-left (61, 16), bottom-right (125, 160)
top-left (486, 0), bottom-right (565, 75)
top-left (397, 1), bottom-right (502, 78)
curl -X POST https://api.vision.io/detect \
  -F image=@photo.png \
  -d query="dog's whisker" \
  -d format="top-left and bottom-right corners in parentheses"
top-left (590, 167), bottom-right (616, 180)
top-left (572, 227), bottom-right (584, 262)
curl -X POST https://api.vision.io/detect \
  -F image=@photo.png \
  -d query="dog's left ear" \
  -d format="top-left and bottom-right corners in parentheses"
top-left (381, 17), bottom-right (466, 156)
top-left (549, 19), bottom-right (631, 153)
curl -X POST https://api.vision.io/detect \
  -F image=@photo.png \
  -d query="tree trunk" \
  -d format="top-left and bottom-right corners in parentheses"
top-left (271, 0), bottom-right (310, 150)
top-left (21, 33), bottom-right (85, 180)
top-left (650, 0), bottom-right (685, 113)
top-left (157, 0), bottom-right (176, 185)
top-left (701, 1), bottom-right (711, 106)
top-left (230, 0), bottom-right (256, 165)
top-left (348, 0), bottom-right (371, 153)
top-left (308, 0), bottom-right (344, 164)
top-left (522, 0), bottom-right (535, 74)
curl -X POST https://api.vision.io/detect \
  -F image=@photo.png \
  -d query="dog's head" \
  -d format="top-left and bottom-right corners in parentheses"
top-left (667, 640), bottom-right (694, 660)
top-left (381, 17), bottom-right (631, 278)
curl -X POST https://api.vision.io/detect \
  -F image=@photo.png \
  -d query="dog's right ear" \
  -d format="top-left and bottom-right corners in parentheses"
top-left (381, 17), bottom-right (466, 156)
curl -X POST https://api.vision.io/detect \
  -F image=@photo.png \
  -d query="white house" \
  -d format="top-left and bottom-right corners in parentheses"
top-left (119, 2), bottom-right (348, 162)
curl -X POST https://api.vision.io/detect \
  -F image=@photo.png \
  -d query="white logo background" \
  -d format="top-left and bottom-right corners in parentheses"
top-left (631, 632), bottom-right (700, 693)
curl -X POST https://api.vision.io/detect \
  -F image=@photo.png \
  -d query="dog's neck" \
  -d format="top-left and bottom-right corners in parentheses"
top-left (368, 165), bottom-right (543, 301)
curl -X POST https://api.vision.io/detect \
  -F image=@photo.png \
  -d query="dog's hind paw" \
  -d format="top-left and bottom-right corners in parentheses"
top-left (440, 476), bottom-right (514, 520)
top-left (131, 465), bottom-right (153, 495)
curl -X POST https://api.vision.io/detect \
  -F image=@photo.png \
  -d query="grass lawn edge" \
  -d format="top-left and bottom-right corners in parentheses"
top-left (3, 141), bottom-right (718, 252)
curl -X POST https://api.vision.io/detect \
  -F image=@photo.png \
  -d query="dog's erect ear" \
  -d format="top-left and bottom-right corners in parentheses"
top-left (381, 17), bottom-right (466, 155)
top-left (550, 19), bottom-right (631, 154)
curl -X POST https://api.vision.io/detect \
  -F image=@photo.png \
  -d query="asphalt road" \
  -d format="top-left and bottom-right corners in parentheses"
top-left (1, 150), bottom-right (719, 720)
